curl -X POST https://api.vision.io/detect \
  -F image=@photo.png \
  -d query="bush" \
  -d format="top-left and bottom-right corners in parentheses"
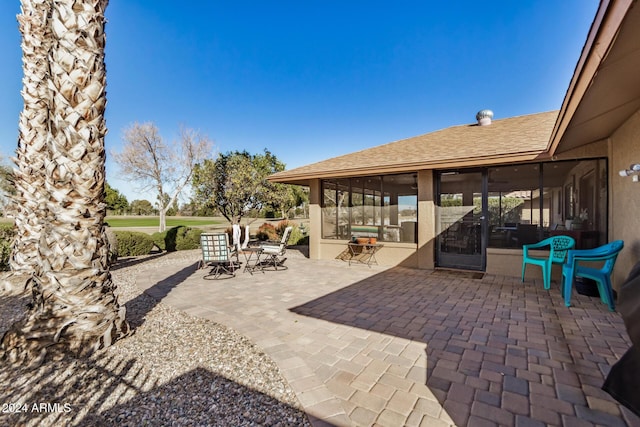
top-left (0, 223), bottom-right (15, 271)
top-left (288, 227), bottom-right (306, 245)
top-left (275, 220), bottom-right (294, 236)
top-left (114, 231), bottom-right (155, 257)
top-left (256, 223), bottom-right (278, 241)
top-left (0, 239), bottom-right (11, 271)
top-left (0, 223), bottom-right (15, 241)
top-left (295, 235), bottom-right (309, 246)
top-left (163, 226), bottom-right (203, 252)
top-left (151, 231), bottom-right (167, 251)
top-left (104, 227), bottom-right (118, 265)
top-left (176, 227), bottom-right (203, 251)
top-left (275, 220), bottom-right (308, 245)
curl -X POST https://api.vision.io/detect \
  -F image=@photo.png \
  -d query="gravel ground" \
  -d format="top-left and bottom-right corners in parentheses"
top-left (0, 251), bottom-right (311, 427)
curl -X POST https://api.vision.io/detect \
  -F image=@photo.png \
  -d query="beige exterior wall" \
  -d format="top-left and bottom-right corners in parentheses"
top-left (486, 248), bottom-right (559, 281)
top-left (315, 240), bottom-right (417, 266)
top-left (416, 170), bottom-right (435, 269)
top-left (609, 109), bottom-right (640, 289)
top-left (308, 179), bottom-right (322, 260)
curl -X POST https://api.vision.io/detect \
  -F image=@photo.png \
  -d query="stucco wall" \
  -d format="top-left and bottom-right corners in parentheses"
top-left (314, 240), bottom-right (417, 267)
top-left (308, 179), bottom-right (322, 261)
top-left (416, 170), bottom-right (435, 269)
top-left (486, 248), bottom-right (557, 281)
top-left (609, 109), bottom-right (640, 289)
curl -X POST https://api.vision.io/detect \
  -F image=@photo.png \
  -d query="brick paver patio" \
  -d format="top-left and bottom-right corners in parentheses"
top-left (134, 250), bottom-right (640, 426)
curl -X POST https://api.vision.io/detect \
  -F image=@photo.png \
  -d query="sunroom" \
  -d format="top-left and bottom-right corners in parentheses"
top-left (270, 110), bottom-right (610, 278)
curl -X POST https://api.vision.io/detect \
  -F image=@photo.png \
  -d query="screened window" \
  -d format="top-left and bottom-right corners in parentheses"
top-left (321, 173), bottom-right (417, 243)
top-left (487, 159), bottom-right (607, 249)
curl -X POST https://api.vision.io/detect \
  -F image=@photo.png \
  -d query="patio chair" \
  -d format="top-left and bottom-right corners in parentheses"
top-left (260, 226), bottom-right (292, 270)
top-left (231, 223), bottom-right (251, 249)
top-left (521, 235), bottom-right (575, 290)
top-left (561, 240), bottom-right (624, 311)
top-left (199, 232), bottom-right (237, 279)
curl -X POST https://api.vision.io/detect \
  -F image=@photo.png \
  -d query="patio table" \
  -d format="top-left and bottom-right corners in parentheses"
top-left (347, 243), bottom-right (383, 267)
top-left (241, 247), bottom-right (265, 274)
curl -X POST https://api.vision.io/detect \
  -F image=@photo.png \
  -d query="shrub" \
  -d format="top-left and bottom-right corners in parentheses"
top-left (275, 219), bottom-right (294, 235)
top-left (0, 239), bottom-right (11, 271)
top-left (104, 227), bottom-right (118, 265)
top-left (275, 220), bottom-right (308, 245)
top-left (164, 226), bottom-right (203, 252)
top-left (164, 227), bottom-right (179, 252)
top-left (288, 227), bottom-right (306, 245)
top-left (295, 235), bottom-right (309, 246)
top-left (0, 223), bottom-right (15, 241)
top-left (151, 231), bottom-right (167, 251)
top-left (0, 223), bottom-right (15, 271)
top-left (176, 227), bottom-right (203, 251)
top-left (114, 231), bottom-right (155, 257)
top-left (256, 222), bottom-right (278, 241)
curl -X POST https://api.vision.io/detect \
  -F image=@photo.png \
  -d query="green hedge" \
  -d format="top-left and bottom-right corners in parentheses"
top-left (114, 231), bottom-right (155, 257)
top-left (153, 226), bottom-right (203, 252)
top-left (151, 231), bottom-right (167, 251)
top-left (0, 223), bottom-right (14, 271)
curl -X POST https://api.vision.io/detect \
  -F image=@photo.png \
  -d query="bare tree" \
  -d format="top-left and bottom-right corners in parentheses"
top-left (112, 123), bottom-right (213, 232)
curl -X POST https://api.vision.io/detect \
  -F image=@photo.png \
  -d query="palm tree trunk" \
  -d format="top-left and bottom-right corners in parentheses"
top-left (10, 0), bottom-right (53, 276)
top-left (1, 0), bottom-right (129, 365)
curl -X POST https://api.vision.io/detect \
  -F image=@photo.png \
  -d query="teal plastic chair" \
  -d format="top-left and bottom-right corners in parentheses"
top-left (561, 240), bottom-right (624, 311)
top-left (522, 235), bottom-right (575, 289)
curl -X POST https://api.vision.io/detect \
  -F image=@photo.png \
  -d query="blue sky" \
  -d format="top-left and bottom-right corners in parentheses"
top-left (0, 1), bottom-right (598, 203)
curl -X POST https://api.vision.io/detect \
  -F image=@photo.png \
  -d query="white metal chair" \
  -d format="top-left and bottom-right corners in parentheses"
top-left (260, 226), bottom-right (293, 270)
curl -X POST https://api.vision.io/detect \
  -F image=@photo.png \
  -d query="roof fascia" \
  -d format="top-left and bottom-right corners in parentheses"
top-left (268, 151), bottom-right (545, 183)
top-left (548, 0), bottom-right (633, 154)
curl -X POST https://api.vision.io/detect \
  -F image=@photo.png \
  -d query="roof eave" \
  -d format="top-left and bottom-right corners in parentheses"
top-left (268, 150), bottom-right (547, 184)
top-left (548, 0), bottom-right (634, 153)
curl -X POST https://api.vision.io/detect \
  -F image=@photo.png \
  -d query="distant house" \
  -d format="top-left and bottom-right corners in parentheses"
top-left (270, 0), bottom-right (640, 289)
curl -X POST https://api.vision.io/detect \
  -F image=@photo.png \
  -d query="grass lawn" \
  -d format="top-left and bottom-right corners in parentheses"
top-left (105, 216), bottom-right (224, 228)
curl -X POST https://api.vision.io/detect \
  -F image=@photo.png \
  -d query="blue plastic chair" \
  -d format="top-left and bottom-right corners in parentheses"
top-left (561, 240), bottom-right (624, 311)
top-left (522, 235), bottom-right (575, 290)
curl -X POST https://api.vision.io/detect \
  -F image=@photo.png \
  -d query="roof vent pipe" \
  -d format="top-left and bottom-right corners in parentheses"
top-left (476, 109), bottom-right (494, 126)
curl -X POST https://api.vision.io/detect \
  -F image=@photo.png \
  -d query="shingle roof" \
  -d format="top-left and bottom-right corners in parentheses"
top-left (270, 110), bottom-right (559, 184)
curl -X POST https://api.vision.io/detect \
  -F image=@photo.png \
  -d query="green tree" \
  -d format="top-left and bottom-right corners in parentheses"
top-left (293, 186), bottom-right (310, 218)
top-left (254, 150), bottom-right (297, 218)
top-left (105, 182), bottom-right (129, 215)
top-left (192, 149), bottom-right (292, 223)
top-left (130, 199), bottom-right (154, 216)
